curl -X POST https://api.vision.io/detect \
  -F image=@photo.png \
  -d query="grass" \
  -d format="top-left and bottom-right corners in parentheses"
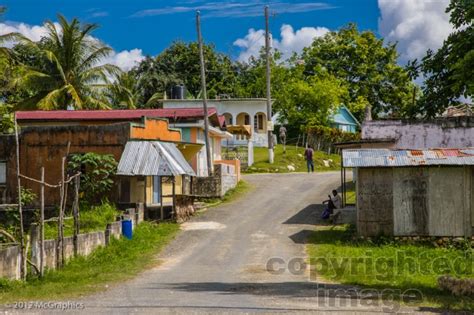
top-left (44, 203), bottom-right (121, 240)
top-left (345, 181), bottom-right (356, 204)
top-left (199, 180), bottom-right (252, 208)
top-left (245, 144), bottom-right (340, 173)
top-left (0, 221), bottom-right (179, 303)
top-left (307, 225), bottom-right (474, 310)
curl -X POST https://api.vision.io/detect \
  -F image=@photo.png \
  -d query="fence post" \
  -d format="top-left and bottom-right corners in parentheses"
top-left (29, 223), bottom-right (40, 274)
top-left (14, 114), bottom-right (26, 280)
top-left (73, 176), bottom-right (80, 257)
top-left (39, 167), bottom-right (45, 277)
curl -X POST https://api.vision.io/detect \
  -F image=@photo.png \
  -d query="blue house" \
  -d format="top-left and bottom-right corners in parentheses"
top-left (330, 106), bottom-right (360, 133)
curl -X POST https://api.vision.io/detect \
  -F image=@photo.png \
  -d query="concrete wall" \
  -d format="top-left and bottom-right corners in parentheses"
top-left (362, 117), bottom-right (474, 149)
top-left (357, 166), bottom-right (472, 237)
top-left (8, 123), bottom-right (131, 206)
top-left (357, 168), bottom-right (394, 236)
top-left (29, 223), bottom-right (119, 272)
top-left (0, 245), bottom-right (21, 280)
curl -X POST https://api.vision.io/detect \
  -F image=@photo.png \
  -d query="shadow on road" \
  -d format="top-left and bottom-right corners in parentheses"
top-left (152, 281), bottom-right (359, 297)
top-left (283, 204), bottom-right (332, 225)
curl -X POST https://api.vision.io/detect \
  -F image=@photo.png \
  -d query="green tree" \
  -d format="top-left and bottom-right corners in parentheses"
top-left (418, 0), bottom-right (474, 117)
top-left (277, 65), bottom-right (347, 128)
top-left (302, 24), bottom-right (416, 120)
top-left (3, 15), bottom-right (120, 110)
top-left (130, 41), bottom-right (239, 104)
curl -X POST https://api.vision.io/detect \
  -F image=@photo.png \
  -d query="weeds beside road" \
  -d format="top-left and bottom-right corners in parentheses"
top-left (0, 222), bottom-right (179, 304)
top-left (307, 225), bottom-right (474, 311)
top-left (244, 145), bottom-right (340, 174)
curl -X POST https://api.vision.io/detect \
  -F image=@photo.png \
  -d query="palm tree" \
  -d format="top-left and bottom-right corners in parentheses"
top-left (3, 14), bottom-right (120, 110)
top-left (107, 71), bottom-right (167, 109)
top-left (106, 72), bottom-right (140, 109)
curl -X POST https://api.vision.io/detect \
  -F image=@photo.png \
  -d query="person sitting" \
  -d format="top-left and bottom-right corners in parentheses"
top-left (321, 190), bottom-right (342, 221)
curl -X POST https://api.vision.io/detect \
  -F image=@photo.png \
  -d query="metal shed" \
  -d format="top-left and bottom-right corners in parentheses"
top-left (117, 141), bottom-right (196, 220)
top-left (342, 148), bottom-right (474, 237)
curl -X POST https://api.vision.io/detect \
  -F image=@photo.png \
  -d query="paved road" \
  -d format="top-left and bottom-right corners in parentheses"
top-left (17, 173), bottom-right (436, 314)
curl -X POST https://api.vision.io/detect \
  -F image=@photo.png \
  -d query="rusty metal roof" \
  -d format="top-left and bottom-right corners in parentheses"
top-left (343, 148), bottom-right (474, 167)
top-left (117, 141), bottom-right (195, 176)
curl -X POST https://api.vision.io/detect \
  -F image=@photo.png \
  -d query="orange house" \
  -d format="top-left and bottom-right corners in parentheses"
top-left (9, 111), bottom-right (201, 210)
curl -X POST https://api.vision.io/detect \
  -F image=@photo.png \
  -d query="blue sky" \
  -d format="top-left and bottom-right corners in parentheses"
top-left (1, 0), bottom-right (453, 70)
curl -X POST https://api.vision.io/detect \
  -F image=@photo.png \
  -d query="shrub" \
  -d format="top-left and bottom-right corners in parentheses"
top-left (68, 153), bottom-right (117, 205)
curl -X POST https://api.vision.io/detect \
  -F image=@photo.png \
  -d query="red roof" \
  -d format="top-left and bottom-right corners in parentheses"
top-left (16, 108), bottom-right (218, 121)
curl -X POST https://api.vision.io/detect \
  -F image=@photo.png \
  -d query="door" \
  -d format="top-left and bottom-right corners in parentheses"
top-left (153, 176), bottom-right (161, 204)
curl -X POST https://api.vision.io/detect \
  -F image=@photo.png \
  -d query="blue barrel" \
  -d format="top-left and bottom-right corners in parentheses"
top-left (122, 220), bottom-right (133, 239)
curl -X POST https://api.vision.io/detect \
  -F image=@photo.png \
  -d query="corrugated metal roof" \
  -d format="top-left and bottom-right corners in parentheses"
top-left (343, 148), bottom-right (474, 167)
top-left (117, 141), bottom-right (195, 176)
top-left (16, 108), bottom-right (218, 121)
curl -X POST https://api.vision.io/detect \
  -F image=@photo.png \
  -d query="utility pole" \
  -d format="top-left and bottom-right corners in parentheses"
top-left (265, 6), bottom-right (274, 163)
top-left (196, 10), bottom-right (213, 176)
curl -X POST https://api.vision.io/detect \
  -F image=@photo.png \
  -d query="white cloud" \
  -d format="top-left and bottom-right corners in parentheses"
top-left (132, 1), bottom-right (335, 18)
top-left (0, 21), bottom-right (144, 71)
top-left (378, 0), bottom-right (453, 64)
top-left (0, 21), bottom-right (57, 43)
top-left (104, 48), bottom-right (145, 71)
top-left (234, 24), bottom-right (329, 62)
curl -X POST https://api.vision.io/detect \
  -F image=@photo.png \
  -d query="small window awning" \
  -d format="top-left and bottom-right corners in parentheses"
top-left (117, 141), bottom-right (196, 176)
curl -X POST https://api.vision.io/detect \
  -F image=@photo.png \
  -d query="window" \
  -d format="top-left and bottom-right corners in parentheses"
top-left (0, 162), bottom-right (5, 184)
top-left (153, 176), bottom-right (161, 204)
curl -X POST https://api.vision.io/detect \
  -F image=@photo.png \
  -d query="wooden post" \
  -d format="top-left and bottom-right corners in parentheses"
top-left (160, 176), bottom-right (164, 221)
top-left (39, 167), bottom-right (45, 277)
top-left (172, 176), bottom-right (176, 220)
top-left (57, 156), bottom-right (66, 268)
top-left (343, 167), bottom-right (346, 208)
top-left (73, 175), bottom-right (80, 257)
top-left (14, 114), bottom-right (26, 280)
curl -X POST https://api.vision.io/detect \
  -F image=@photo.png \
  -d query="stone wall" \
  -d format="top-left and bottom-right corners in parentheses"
top-left (192, 164), bottom-right (238, 198)
top-left (0, 245), bottom-right (21, 280)
top-left (175, 195), bottom-right (195, 223)
top-left (362, 117), bottom-right (474, 149)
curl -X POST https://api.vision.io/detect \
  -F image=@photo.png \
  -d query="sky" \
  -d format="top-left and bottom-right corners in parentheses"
top-left (0, 0), bottom-right (454, 71)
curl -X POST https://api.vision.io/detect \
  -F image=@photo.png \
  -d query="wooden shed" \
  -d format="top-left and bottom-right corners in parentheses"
top-left (343, 148), bottom-right (474, 237)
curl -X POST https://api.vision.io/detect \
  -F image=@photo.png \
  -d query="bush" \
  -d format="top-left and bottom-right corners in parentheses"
top-left (68, 152), bottom-right (117, 205)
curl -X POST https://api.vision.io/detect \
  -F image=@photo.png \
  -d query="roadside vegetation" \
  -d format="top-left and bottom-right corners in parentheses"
top-left (199, 180), bottom-right (252, 208)
top-left (0, 222), bottom-right (179, 303)
top-left (307, 225), bottom-right (474, 310)
top-left (244, 144), bottom-right (340, 174)
top-left (44, 202), bottom-right (120, 240)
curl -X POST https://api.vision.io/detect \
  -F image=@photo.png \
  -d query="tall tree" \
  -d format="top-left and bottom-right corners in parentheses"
top-left (302, 24), bottom-right (416, 120)
top-left (130, 41), bottom-right (239, 104)
top-left (417, 0), bottom-right (474, 117)
top-left (4, 15), bottom-right (120, 110)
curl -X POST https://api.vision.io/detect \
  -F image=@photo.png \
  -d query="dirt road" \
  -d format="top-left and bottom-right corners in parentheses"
top-left (43, 173), bottom-right (430, 314)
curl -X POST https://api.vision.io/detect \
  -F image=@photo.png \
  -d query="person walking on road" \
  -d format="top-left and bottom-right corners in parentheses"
top-left (304, 145), bottom-right (314, 173)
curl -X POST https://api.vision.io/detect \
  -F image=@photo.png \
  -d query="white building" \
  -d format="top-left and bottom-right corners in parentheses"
top-left (162, 98), bottom-right (275, 147)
